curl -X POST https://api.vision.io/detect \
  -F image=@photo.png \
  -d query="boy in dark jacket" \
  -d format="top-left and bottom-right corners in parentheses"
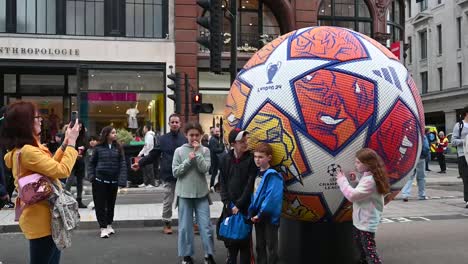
top-left (249, 143), bottom-right (283, 264)
top-left (219, 129), bottom-right (257, 264)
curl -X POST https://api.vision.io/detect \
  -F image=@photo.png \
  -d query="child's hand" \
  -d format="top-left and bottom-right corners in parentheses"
top-left (251, 215), bottom-right (260, 223)
top-left (192, 141), bottom-right (200, 151)
top-left (189, 152), bottom-right (196, 160)
top-left (231, 206), bottom-right (239, 215)
top-left (349, 172), bottom-right (357, 181)
top-left (336, 171), bottom-right (345, 179)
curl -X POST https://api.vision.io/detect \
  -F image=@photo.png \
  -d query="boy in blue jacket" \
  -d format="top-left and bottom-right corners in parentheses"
top-left (248, 142), bottom-right (283, 264)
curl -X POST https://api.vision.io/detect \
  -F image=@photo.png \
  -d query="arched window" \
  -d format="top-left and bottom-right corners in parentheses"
top-left (198, 0), bottom-right (281, 53)
top-left (386, 0), bottom-right (404, 46)
top-left (318, 0), bottom-right (373, 37)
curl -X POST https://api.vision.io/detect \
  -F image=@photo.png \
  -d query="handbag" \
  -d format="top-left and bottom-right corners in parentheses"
top-left (219, 213), bottom-right (252, 241)
top-left (48, 180), bottom-right (80, 250)
top-left (14, 151), bottom-right (53, 221)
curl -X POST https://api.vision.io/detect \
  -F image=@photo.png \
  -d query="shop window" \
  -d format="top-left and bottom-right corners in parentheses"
top-left (239, 9), bottom-right (259, 50)
top-left (81, 92), bottom-right (164, 138)
top-left (68, 75), bottom-right (78, 94)
top-left (0, 0), bottom-right (5, 32)
top-left (20, 75), bottom-right (65, 95)
top-left (318, 0), bottom-right (373, 37)
top-left (66, 0), bottom-right (104, 36)
top-left (80, 69), bottom-right (165, 136)
top-left (207, 0), bottom-right (280, 53)
top-left (4, 74), bottom-right (16, 93)
top-left (17, 0), bottom-right (56, 34)
top-left (126, 0), bottom-right (164, 38)
top-left (85, 70), bottom-right (164, 92)
top-left (386, 0), bottom-right (404, 46)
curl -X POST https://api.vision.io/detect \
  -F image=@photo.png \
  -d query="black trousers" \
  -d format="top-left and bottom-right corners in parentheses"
top-left (29, 235), bottom-right (60, 264)
top-left (227, 242), bottom-right (251, 264)
top-left (254, 221), bottom-right (279, 264)
top-left (92, 181), bottom-right (118, 228)
top-left (458, 157), bottom-right (468, 202)
top-left (65, 167), bottom-right (85, 199)
top-left (436, 152), bottom-right (446, 172)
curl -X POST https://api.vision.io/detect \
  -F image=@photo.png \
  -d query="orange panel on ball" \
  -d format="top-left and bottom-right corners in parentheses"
top-left (243, 31), bottom-right (295, 70)
top-left (282, 193), bottom-right (326, 222)
top-left (289, 27), bottom-right (368, 61)
top-left (294, 70), bottom-right (375, 152)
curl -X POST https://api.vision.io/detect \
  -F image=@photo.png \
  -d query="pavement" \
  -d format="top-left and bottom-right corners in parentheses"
top-left (1, 161), bottom-right (466, 234)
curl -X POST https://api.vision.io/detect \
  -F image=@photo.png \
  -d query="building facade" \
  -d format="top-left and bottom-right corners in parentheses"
top-left (0, 0), bottom-right (175, 139)
top-left (405, 0), bottom-right (468, 133)
top-left (174, 0), bottom-right (404, 132)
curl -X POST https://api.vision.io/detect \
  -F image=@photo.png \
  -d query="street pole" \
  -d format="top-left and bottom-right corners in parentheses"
top-left (184, 73), bottom-right (189, 123)
top-left (229, 0), bottom-right (237, 85)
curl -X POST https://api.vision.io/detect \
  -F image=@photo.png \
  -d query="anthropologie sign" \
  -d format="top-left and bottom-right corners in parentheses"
top-left (0, 47), bottom-right (80, 56)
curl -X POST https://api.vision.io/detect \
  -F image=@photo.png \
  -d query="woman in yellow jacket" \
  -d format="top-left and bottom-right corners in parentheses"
top-left (0, 101), bottom-right (80, 264)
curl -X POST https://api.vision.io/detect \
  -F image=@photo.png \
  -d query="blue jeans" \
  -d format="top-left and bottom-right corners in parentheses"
top-left (29, 235), bottom-right (61, 264)
top-left (401, 159), bottom-right (426, 199)
top-left (178, 197), bottom-right (214, 257)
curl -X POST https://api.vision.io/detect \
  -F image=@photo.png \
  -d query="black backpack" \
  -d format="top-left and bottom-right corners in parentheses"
top-left (459, 121), bottom-right (464, 138)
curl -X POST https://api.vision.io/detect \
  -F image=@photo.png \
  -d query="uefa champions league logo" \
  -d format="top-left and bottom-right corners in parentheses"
top-left (266, 61), bottom-right (282, 84)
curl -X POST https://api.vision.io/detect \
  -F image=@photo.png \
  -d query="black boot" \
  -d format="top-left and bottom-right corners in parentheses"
top-left (77, 198), bottom-right (87, 208)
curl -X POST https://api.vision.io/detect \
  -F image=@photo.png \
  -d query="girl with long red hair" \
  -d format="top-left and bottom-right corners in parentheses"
top-left (336, 148), bottom-right (390, 264)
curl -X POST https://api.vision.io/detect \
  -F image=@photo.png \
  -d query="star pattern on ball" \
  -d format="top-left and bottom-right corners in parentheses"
top-left (294, 127), bottom-right (368, 216)
top-left (331, 32), bottom-right (419, 123)
top-left (237, 36), bottom-right (335, 126)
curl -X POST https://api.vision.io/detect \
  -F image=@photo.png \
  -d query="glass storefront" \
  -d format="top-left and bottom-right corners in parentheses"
top-left (2, 63), bottom-right (166, 143)
top-left (79, 69), bottom-right (165, 137)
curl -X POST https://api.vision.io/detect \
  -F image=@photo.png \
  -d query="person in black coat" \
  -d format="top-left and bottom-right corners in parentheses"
top-left (65, 121), bottom-right (88, 208)
top-left (0, 106), bottom-right (13, 209)
top-left (208, 127), bottom-right (225, 191)
top-left (131, 113), bottom-right (187, 234)
top-left (88, 126), bottom-right (127, 238)
top-left (219, 129), bottom-right (257, 264)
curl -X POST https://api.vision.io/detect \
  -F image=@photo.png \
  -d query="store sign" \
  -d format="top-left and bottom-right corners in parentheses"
top-left (0, 47), bottom-right (80, 56)
top-left (390, 41), bottom-right (403, 63)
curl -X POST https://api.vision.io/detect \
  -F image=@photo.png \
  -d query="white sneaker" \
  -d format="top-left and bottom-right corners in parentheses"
top-left (87, 201), bottom-right (95, 210)
top-left (138, 184), bottom-right (146, 188)
top-left (145, 184), bottom-right (156, 189)
top-left (100, 228), bottom-right (109, 238)
top-left (106, 225), bottom-right (115, 235)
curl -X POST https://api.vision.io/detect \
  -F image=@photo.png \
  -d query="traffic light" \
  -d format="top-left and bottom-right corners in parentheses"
top-left (192, 93), bottom-right (202, 114)
top-left (196, 0), bottom-right (222, 74)
top-left (192, 93), bottom-right (214, 114)
top-left (167, 72), bottom-right (182, 113)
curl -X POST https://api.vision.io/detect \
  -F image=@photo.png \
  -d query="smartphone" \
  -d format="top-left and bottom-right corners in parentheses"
top-left (70, 111), bottom-right (78, 128)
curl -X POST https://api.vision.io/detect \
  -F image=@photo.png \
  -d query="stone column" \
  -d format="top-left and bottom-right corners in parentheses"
top-left (445, 110), bottom-right (457, 134)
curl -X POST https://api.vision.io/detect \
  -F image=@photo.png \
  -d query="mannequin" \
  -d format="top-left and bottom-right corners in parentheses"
top-left (126, 102), bottom-right (139, 130)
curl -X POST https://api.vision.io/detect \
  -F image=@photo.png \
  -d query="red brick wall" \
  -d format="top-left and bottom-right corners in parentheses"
top-left (294, 0), bottom-right (318, 29)
top-left (174, 0), bottom-right (199, 122)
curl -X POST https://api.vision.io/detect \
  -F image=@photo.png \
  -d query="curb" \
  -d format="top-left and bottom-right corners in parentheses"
top-left (0, 217), bottom-right (222, 234)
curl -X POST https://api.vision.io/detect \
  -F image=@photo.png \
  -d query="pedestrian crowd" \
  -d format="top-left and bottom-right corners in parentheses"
top-left (0, 101), bottom-right (467, 264)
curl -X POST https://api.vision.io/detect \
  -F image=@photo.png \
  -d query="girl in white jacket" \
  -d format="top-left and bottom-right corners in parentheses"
top-left (336, 148), bottom-right (390, 264)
